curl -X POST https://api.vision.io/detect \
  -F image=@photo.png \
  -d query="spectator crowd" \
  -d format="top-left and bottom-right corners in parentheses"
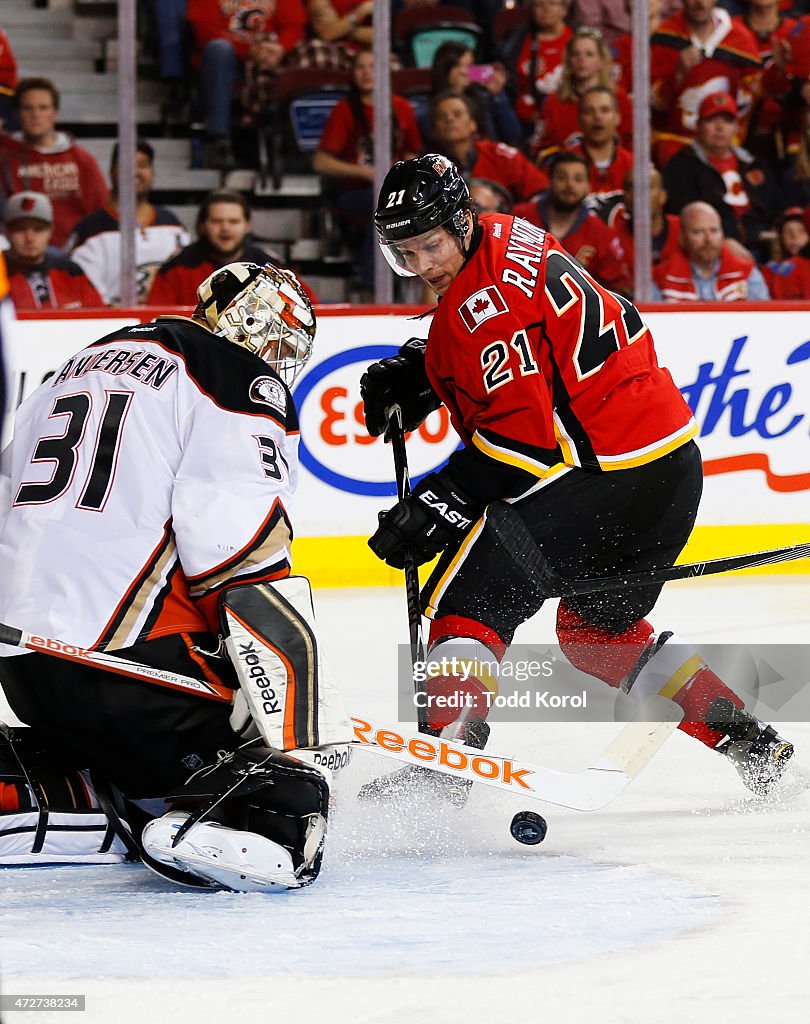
top-left (4, 1), bottom-right (810, 308)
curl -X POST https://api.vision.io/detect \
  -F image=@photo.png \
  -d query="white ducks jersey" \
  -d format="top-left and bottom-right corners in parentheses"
top-left (0, 316), bottom-right (299, 655)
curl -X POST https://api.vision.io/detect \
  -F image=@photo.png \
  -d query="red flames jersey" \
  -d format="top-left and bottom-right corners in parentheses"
top-left (650, 12), bottom-right (762, 145)
top-left (425, 214), bottom-right (696, 477)
top-left (514, 26), bottom-right (573, 125)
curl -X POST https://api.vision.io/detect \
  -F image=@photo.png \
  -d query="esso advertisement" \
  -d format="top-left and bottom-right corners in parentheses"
top-left (294, 345), bottom-right (459, 496)
top-left (3, 308), bottom-right (809, 538)
top-left (291, 324), bottom-right (462, 534)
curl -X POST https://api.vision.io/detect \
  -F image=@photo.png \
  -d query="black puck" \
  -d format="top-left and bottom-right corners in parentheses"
top-left (510, 811), bottom-right (548, 846)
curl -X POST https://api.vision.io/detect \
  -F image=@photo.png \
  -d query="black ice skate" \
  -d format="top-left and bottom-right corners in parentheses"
top-left (707, 697), bottom-right (794, 796)
top-left (357, 719), bottom-right (490, 809)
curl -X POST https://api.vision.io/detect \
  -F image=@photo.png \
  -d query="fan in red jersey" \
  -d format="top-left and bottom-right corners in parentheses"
top-left (0, 77), bottom-right (109, 248)
top-left (514, 151), bottom-right (630, 294)
top-left (358, 152), bottom-right (794, 806)
top-left (565, 85), bottom-right (633, 206)
top-left (533, 26), bottom-right (633, 161)
top-left (496, 0), bottom-right (573, 130)
top-left (429, 92), bottom-right (548, 205)
top-left (650, 0), bottom-right (762, 166)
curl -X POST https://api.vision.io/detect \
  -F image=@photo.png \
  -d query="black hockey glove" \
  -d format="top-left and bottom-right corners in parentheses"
top-left (360, 337), bottom-right (441, 438)
top-left (369, 471), bottom-right (481, 569)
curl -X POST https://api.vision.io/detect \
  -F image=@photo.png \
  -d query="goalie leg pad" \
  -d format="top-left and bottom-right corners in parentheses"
top-left (0, 725), bottom-right (135, 865)
top-left (220, 578), bottom-right (352, 753)
top-left (141, 743), bottom-right (330, 892)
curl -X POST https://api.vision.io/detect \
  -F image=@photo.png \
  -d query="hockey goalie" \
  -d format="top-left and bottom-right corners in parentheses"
top-left (0, 262), bottom-right (353, 892)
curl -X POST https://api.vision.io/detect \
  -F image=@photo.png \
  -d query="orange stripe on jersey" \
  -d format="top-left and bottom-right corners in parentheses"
top-left (142, 565), bottom-right (209, 643)
top-left (0, 252), bottom-right (9, 300)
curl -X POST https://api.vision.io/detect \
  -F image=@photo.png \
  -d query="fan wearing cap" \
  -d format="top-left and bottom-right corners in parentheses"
top-left (762, 207), bottom-right (810, 300)
top-left (661, 91), bottom-right (780, 261)
top-left (650, 0), bottom-right (762, 166)
top-left (3, 191), bottom-right (103, 311)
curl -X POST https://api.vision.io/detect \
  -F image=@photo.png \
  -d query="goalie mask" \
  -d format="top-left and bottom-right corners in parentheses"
top-left (196, 262), bottom-right (315, 385)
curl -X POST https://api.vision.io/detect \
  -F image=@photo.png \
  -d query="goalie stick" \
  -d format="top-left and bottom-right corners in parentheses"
top-left (486, 500), bottom-right (810, 597)
top-left (0, 619), bottom-right (680, 811)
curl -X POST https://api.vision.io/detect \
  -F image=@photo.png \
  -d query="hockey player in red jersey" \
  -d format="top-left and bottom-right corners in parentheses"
top-left (0, 262), bottom-right (352, 891)
top-left (360, 153), bottom-right (794, 803)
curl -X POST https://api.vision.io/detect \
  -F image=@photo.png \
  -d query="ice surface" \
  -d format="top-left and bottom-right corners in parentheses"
top-left (1, 578), bottom-right (809, 1023)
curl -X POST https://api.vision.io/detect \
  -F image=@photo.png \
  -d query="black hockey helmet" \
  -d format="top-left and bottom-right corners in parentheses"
top-left (375, 153), bottom-right (472, 276)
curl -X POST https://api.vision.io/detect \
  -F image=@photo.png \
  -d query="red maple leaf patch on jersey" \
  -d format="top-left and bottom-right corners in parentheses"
top-left (459, 286), bottom-right (509, 332)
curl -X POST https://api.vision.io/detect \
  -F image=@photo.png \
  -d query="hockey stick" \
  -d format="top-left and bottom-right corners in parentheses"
top-left (386, 404), bottom-right (427, 734)
top-left (352, 698), bottom-right (681, 811)
top-left (486, 500), bottom-right (810, 598)
top-left (0, 619), bottom-right (679, 811)
top-left (0, 621), bottom-right (233, 703)
top-left (387, 404), bottom-right (426, 666)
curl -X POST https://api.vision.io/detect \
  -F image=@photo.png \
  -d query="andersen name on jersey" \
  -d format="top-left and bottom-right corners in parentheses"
top-left (426, 213), bottom-right (696, 494)
top-left (0, 317), bottom-right (299, 655)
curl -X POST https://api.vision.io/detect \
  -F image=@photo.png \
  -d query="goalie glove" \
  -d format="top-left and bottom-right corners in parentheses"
top-left (360, 337), bottom-right (441, 438)
top-left (369, 471), bottom-right (481, 569)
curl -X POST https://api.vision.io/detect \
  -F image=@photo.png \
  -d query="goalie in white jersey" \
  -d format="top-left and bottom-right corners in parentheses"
top-left (0, 262), bottom-right (353, 893)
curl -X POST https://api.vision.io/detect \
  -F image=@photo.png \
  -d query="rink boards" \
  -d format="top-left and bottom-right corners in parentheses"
top-left (3, 302), bottom-right (809, 587)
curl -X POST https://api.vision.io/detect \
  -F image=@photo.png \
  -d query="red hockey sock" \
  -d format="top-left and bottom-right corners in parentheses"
top-left (556, 601), bottom-right (655, 685)
top-left (423, 616), bottom-right (504, 730)
top-left (673, 667), bottom-right (744, 747)
top-left (556, 603), bottom-right (744, 749)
